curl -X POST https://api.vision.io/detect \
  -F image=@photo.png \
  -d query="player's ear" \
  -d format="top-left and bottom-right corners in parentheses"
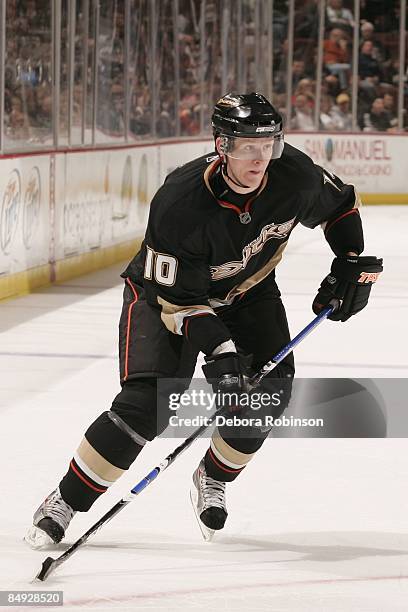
top-left (215, 136), bottom-right (223, 157)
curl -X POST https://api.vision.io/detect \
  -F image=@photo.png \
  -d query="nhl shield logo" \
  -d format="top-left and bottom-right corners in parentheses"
top-left (239, 212), bottom-right (251, 224)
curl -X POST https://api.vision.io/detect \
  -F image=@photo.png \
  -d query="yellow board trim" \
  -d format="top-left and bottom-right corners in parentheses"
top-left (55, 239), bottom-right (141, 284)
top-left (0, 239), bottom-right (142, 302)
top-left (0, 264), bottom-right (50, 301)
top-left (361, 193), bottom-right (408, 205)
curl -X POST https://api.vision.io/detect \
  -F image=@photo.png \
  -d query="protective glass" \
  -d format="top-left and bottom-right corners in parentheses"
top-left (221, 134), bottom-right (284, 160)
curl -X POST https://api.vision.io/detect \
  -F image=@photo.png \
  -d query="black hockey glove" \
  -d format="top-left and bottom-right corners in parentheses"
top-left (202, 352), bottom-right (249, 392)
top-left (312, 255), bottom-right (383, 322)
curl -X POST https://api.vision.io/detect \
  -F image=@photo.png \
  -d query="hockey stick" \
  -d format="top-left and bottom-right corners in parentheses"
top-left (35, 305), bottom-right (333, 581)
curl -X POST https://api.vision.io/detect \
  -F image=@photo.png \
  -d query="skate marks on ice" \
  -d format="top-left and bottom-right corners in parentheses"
top-left (15, 530), bottom-right (408, 611)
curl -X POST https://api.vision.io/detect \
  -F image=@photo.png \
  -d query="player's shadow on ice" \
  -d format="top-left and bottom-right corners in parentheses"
top-left (58, 531), bottom-right (408, 565)
top-left (217, 531), bottom-right (408, 563)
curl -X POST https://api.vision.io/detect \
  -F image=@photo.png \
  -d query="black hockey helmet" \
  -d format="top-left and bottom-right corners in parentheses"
top-left (212, 92), bottom-right (283, 137)
top-left (212, 92), bottom-right (284, 160)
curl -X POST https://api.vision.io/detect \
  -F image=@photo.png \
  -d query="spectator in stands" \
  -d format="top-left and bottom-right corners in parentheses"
top-left (7, 94), bottom-right (29, 139)
top-left (331, 92), bottom-right (354, 131)
top-left (360, 21), bottom-right (387, 63)
top-left (180, 107), bottom-right (199, 136)
top-left (274, 54), bottom-right (309, 94)
top-left (129, 91), bottom-right (151, 136)
top-left (292, 59), bottom-right (310, 88)
top-left (323, 28), bottom-right (351, 89)
top-left (358, 39), bottom-right (384, 105)
top-left (290, 93), bottom-right (315, 131)
top-left (363, 97), bottom-right (393, 131)
top-left (323, 28), bottom-right (349, 65)
top-left (383, 93), bottom-right (398, 128)
top-left (294, 78), bottom-right (315, 109)
top-left (319, 95), bottom-right (337, 130)
top-left (359, 40), bottom-right (382, 81)
top-left (326, 0), bottom-right (354, 33)
top-left (156, 100), bottom-right (174, 138)
top-left (321, 70), bottom-right (342, 100)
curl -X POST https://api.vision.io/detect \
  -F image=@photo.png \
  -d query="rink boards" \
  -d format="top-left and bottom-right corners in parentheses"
top-left (0, 133), bottom-right (407, 300)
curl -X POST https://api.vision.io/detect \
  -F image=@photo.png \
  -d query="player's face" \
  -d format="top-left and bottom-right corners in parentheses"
top-left (228, 137), bottom-right (276, 161)
top-left (227, 138), bottom-right (272, 189)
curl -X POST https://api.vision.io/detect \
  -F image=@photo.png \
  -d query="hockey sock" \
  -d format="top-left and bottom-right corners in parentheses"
top-left (204, 429), bottom-right (259, 482)
top-left (59, 411), bottom-right (146, 511)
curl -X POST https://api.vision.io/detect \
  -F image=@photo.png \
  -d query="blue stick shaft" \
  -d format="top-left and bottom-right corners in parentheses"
top-left (274, 306), bottom-right (333, 362)
top-left (250, 306), bottom-right (333, 386)
top-left (131, 469), bottom-right (160, 494)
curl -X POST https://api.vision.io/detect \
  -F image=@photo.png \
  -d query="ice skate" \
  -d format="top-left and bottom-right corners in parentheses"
top-left (25, 488), bottom-right (75, 548)
top-left (190, 460), bottom-right (227, 542)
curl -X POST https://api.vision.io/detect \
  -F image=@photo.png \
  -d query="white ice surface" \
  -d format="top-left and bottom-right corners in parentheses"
top-left (0, 206), bottom-right (407, 611)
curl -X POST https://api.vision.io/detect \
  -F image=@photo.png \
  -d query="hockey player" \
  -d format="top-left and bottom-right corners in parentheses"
top-left (26, 93), bottom-right (382, 546)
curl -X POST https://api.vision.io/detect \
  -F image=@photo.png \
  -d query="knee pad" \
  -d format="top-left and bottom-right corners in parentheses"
top-left (84, 409), bottom-right (144, 471)
top-left (112, 377), bottom-right (171, 441)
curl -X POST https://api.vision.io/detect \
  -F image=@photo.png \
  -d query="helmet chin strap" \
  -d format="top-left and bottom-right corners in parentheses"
top-left (221, 156), bottom-right (251, 189)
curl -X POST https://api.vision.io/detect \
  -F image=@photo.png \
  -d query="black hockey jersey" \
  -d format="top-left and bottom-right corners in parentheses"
top-left (122, 143), bottom-right (363, 355)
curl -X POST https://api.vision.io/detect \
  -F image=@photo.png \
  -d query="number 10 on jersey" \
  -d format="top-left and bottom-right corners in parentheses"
top-left (144, 246), bottom-right (178, 286)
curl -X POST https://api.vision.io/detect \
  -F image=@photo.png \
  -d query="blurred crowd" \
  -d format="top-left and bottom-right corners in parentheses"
top-left (284, 0), bottom-right (407, 132)
top-left (4, 0), bottom-right (53, 143)
top-left (3, 0), bottom-right (408, 148)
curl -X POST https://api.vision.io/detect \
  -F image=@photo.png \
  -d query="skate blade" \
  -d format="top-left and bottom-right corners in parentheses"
top-left (189, 487), bottom-right (215, 542)
top-left (24, 525), bottom-right (56, 550)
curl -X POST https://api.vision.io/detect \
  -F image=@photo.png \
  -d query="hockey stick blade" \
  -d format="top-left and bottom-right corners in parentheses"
top-left (33, 306), bottom-right (333, 581)
top-left (35, 557), bottom-right (58, 582)
top-left (33, 497), bottom-right (131, 581)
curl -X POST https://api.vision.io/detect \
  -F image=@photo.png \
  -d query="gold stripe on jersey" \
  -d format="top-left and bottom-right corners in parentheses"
top-left (203, 158), bottom-right (219, 190)
top-left (353, 188), bottom-right (363, 208)
top-left (157, 296), bottom-right (216, 335)
top-left (220, 240), bottom-right (289, 303)
top-left (77, 438), bottom-right (126, 483)
top-left (211, 431), bottom-right (256, 468)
